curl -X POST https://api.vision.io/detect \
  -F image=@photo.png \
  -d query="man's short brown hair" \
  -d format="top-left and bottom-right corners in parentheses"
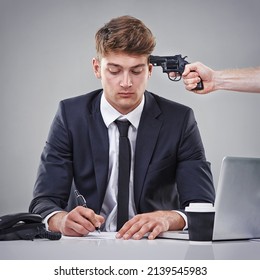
top-left (95, 15), bottom-right (156, 59)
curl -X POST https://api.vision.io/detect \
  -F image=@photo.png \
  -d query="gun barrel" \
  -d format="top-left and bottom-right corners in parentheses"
top-left (149, 55), bottom-right (167, 66)
top-left (149, 55), bottom-right (180, 72)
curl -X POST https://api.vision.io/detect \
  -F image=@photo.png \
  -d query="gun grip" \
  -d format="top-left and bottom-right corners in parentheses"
top-left (189, 70), bottom-right (204, 90)
top-left (193, 79), bottom-right (204, 91)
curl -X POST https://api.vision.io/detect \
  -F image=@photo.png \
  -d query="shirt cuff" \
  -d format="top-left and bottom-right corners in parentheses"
top-left (173, 210), bottom-right (188, 230)
top-left (43, 211), bottom-right (63, 231)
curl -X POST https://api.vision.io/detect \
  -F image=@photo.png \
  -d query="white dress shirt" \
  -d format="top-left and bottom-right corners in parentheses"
top-left (100, 93), bottom-right (144, 231)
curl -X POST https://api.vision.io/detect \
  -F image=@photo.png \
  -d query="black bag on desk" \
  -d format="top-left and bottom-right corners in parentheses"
top-left (0, 212), bottom-right (61, 241)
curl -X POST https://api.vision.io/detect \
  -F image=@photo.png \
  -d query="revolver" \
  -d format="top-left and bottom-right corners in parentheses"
top-left (149, 54), bottom-right (203, 90)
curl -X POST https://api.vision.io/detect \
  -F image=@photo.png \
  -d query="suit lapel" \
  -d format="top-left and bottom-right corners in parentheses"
top-left (87, 93), bottom-right (109, 212)
top-left (134, 92), bottom-right (163, 211)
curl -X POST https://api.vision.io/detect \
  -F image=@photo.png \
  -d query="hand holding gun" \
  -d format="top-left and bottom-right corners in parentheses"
top-left (149, 54), bottom-right (204, 90)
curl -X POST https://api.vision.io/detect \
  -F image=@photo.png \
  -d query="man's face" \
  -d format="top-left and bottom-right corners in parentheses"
top-left (93, 52), bottom-right (152, 115)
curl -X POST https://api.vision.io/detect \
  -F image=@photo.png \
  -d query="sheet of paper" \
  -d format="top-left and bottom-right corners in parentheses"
top-left (61, 231), bottom-right (117, 240)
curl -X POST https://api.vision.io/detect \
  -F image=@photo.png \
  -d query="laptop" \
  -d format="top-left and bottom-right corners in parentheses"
top-left (158, 156), bottom-right (260, 241)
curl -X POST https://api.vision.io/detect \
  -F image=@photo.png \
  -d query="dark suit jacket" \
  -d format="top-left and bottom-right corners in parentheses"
top-left (29, 89), bottom-right (215, 218)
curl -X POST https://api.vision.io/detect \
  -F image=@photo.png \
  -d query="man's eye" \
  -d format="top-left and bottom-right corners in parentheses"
top-left (108, 67), bottom-right (120, 74)
top-left (131, 68), bottom-right (143, 75)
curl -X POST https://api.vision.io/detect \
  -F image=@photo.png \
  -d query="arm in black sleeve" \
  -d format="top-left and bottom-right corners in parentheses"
top-left (176, 108), bottom-right (215, 209)
top-left (29, 101), bottom-right (73, 218)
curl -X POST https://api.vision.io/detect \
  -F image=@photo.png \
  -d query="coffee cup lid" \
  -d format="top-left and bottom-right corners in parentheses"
top-left (185, 203), bottom-right (215, 212)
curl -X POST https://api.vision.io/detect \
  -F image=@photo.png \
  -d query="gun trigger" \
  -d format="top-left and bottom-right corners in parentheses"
top-left (168, 73), bottom-right (181, 81)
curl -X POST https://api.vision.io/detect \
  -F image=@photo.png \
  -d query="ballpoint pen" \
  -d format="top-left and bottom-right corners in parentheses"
top-left (74, 189), bottom-right (101, 233)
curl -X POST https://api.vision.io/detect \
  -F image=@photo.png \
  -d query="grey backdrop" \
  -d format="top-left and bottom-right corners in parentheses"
top-left (1, 0), bottom-right (260, 214)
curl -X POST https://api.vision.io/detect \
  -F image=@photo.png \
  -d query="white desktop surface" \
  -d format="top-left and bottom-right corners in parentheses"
top-left (1, 233), bottom-right (260, 260)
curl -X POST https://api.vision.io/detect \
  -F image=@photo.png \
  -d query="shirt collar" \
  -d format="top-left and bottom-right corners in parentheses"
top-left (100, 92), bottom-right (145, 130)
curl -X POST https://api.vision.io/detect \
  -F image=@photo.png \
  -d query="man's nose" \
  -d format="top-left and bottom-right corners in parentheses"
top-left (120, 73), bottom-right (132, 88)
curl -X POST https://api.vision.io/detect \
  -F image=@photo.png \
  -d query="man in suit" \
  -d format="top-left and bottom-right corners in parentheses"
top-left (29, 15), bottom-right (215, 240)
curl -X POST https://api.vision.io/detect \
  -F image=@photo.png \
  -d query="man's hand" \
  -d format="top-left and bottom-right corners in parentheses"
top-left (48, 206), bottom-right (105, 236)
top-left (116, 210), bottom-right (185, 240)
top-left (181, 62), bottom-right (216, 94)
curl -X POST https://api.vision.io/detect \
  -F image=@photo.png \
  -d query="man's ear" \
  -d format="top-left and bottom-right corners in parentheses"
top-left (92, 58), bottom-right (101, 79)
top-left (148, 63), bottom-right (153, 78)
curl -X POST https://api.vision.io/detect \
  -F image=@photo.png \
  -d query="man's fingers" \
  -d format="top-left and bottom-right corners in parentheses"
top-left (116, 213), bottom-right (169, 240)
top-left (63, 206), bottom-right (104, 235)
top-left (76, 206), bottom-right (104, 229)
top-left (148, 225), bottom-right (162, 240)
top-left (183, 62), bottom-right (201, 76)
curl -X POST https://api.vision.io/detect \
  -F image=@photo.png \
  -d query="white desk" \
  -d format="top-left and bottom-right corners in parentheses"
top-left (1, 233), bottom-right (260, 259)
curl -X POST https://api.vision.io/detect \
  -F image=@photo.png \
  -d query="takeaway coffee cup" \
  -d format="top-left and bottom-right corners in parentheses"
top-left (185, 203), bottom-right (215, 242)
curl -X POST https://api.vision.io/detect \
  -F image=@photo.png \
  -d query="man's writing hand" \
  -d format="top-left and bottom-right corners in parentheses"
top-left (48, 206), bottom-right (104, 236)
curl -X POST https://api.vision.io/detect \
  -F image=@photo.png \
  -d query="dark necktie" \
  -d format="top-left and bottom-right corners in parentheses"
top-left (115, 120), bottom-right (131, 231)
